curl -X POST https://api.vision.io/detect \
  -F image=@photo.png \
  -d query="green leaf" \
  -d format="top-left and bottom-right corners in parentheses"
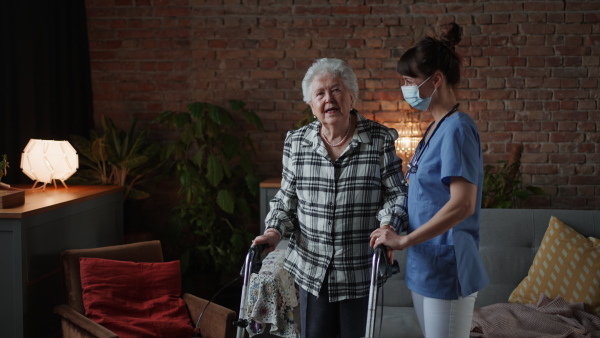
top-left (208, 104), bottom-right (222, 125)
top-left (91, 138), bottom-right (108, 163)
top-left (182, 124), bottom-right (195, 146)
top-left (119, 154), bottom-right (148, 169)
top-left (70, 134), bottom-right (95, 162)
top-left (235, 197), bottom-right (251, 217)
top-left (188, 102), bottom-right (205, 118)
top-left (245, 173), bottom-right (259, 196)
top-left (222, 137), bottom-right (239, 160)
top-left (175, 113), bottom-right (191, 129)
top-left (143, 142), bottom-right (160, 158)
top-left (526, 186), bottom-right (545, 195)
top-left (229, 100), bottom-right (245, 111)
top-left (231, 231), bottom-right (245, 248)
top-left (216, 189), bottom-right (235, 213)
top-left (127, 188), bottom-right (150, 200)
top-left (192, 148), bottom-right (205, 168)
top-left (242, 108), bottom-right (264, 130)
top-left (219, 155), bottom-right (232, 179)
top-left (206, 154), bottom-right (223, 186)
top-left (513, 190), bottom-right (530, 200)
top-left (239, 151), bottom-right (252, 174)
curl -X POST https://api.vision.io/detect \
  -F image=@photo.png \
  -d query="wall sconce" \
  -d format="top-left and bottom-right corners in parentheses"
top-left (385, 122), bottom-right (423, 167)
top-left (20, 139), bottom-right (79, 191)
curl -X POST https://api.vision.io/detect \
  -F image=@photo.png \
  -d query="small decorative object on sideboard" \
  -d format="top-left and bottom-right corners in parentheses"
top-left (0, 190), bottom-right (25, 208)
top-left (0, 154), bottom-right (9, 188)
top-left (0, 154), bottom-right (24, 208)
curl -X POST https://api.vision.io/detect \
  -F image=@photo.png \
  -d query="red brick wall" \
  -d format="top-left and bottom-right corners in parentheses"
top-left (85, 0), bottom-right (600, 210)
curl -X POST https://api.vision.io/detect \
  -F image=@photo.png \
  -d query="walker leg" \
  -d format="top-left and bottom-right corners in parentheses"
top-left (363, 247), bottom-right (383, 338)
top-left (234, 245), bottom-right (267, 338)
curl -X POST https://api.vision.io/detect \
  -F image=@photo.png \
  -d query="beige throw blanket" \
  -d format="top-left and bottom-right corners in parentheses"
top-left (471, 294), bottom-right (600, 338)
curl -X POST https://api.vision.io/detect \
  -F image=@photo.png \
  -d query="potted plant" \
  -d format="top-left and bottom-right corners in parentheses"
top-left (294, 106), bottom-right (315, 129)
top-left (482, 144), bottom-right (544, 208)
top-left (69, 115), bottom-right (162, 201)
top-left (0, 154), bottom-right (8, 188)
top-left (155, 100), bottom-right (263, 277)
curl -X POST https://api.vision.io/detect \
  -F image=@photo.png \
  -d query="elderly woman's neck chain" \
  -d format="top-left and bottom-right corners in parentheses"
top-left (321, 120), bottom-right (351, 147)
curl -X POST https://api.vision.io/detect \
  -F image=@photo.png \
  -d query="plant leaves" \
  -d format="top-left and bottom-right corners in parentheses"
top-left (119, 154), bottom-right (148, 169)
top-left (229, 99), bottom-right (245, 111)
top-left (182, 124), bottom-right (195, 146)
top-left (188, 102), bottom-right (206, 119)
top-left (206, 154), bottom-right (223, 187)
top-left (235, 197), bottom-right (251, 217)
top-left (245, 173), bottom-right (259, 196)
top-left (222, 137), bottom-right (239, 160)
top-left (216, 189), bottom-right (235, 214)
top-left (207, 104), bottom-right (222, 125)
top-left (220, 156), bottom-right (232, 179)
top-left (239, 151), bottom-right (252, 174)
top-left (175, 112), bottom-right (191, 129)
top-left (242, 108), bottom-right (264, 130)
top-left (526, 186), bottom-right (545, 195)
top-left (91, 138), bottom-right (108, 163)
top-left (127, 188), bottom-right (150, 200)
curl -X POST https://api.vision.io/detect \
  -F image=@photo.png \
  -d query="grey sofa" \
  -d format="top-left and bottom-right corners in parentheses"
top-left (376, 208), bottom-right (600, 338)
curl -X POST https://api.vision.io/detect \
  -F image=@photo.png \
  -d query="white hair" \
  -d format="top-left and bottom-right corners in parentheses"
top-left (301, 58), bottom-right (359, 105)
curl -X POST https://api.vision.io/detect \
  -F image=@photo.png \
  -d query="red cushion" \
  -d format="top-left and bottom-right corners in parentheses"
top-left (79, 257), bottom-right (194, 338)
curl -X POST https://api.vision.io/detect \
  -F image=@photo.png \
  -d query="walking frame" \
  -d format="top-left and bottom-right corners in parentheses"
top-left (234, 244), bottom-right (398, 338)
top-left (233, 244), bottom-right (267, 338)
top-left (363, 245), bottom-right (400, 338)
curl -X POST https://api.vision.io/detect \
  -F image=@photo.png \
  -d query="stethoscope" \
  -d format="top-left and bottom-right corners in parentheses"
top-left (405, 103), bottom-right (460, 182)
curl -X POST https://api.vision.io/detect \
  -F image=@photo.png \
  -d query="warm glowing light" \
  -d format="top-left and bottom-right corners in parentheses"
top-left (21, 139), bottom-right (79, 190)
top-left (385, 121), bottom-right (423, 166)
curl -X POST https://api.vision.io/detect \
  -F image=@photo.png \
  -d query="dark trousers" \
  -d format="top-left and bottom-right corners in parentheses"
top-left (299, 280), bottom-right (368, 338)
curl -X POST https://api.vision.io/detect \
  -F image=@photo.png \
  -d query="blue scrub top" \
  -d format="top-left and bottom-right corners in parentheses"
top-left (405, 112), bottom-right (489, 300)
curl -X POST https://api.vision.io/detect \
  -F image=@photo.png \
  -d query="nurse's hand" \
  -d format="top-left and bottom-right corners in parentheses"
top-left (370, 225), bottom-right (399, 263)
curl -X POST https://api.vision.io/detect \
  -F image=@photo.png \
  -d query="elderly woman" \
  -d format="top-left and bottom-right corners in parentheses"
top-left (252, 58), bottom-right (408, 338)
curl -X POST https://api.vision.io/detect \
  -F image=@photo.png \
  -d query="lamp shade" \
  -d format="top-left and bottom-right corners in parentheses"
top-left (21, 139), bottom-right (79, 186)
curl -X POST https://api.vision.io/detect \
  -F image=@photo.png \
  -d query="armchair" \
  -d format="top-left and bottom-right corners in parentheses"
top-left (53, 240), bottom-right (236, 338)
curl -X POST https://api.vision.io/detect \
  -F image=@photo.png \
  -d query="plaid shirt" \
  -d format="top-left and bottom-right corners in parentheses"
top-left (265, 111), bottom-right (408, 301)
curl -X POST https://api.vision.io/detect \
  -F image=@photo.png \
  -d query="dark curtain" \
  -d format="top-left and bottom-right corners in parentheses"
top-left (0, 0), bottom-right (94, 185)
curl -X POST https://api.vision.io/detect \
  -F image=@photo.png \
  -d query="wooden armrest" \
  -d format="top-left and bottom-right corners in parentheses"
top-left (183, 293), bottom-right (237, 338)
top-left (53, 304), bottom-right (118, 338)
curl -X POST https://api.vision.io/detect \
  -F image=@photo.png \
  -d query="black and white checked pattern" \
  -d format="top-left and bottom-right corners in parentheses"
top-left (265, 112), bottom-right (408, 302)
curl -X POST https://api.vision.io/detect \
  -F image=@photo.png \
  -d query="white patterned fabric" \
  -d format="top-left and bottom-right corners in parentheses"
top-left (246, 249), bottom-right (299, 338)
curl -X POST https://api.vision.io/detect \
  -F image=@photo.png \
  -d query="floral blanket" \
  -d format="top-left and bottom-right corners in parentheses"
top-left (471, 294), bottom-right (600, 338)
top-left (245, 249), bottom-right (299, 338)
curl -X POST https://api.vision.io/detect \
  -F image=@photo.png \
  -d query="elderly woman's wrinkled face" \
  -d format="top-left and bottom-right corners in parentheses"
top-left (309, 73), bottom-right (354, 126)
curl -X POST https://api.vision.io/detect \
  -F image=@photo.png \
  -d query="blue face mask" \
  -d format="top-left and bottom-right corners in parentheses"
top-left (401, 75), bottom-right (436, 111)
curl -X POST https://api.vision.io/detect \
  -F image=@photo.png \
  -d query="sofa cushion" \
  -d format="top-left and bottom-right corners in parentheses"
top-left (79, 257), bottom-right (194, 338)
top-left (508, 216), bottom-right (600, 316)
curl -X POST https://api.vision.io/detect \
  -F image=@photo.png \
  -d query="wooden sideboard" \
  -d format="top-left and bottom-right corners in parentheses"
top-left (259, 177), bottom-right (282, 234)
top-left (0, 185), bottom-right (124, 338)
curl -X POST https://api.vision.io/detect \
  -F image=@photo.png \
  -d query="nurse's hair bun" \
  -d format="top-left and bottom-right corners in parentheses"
top-left (440, 23), bottom-right (463, 51)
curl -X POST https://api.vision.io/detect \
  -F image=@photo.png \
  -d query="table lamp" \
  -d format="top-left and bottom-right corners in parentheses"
top-left (20, 139), bottom-right (79, 190)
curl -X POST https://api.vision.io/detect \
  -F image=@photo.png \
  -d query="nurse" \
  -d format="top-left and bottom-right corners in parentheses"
top-left (369, 23), bottom-right (489, 338)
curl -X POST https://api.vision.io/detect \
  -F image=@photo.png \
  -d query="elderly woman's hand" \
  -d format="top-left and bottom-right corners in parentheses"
top-left (370, 225), bottom-right (405, 263)
top-left (251, 230), bottom-right (280, 255)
